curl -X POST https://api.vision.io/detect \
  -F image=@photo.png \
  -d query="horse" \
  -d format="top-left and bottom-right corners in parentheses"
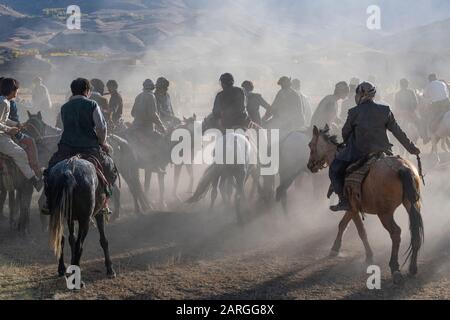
top-left (172, 115), bottom-right (197, 200)
top-left (0, 156), bottom-right (34, 233)
top-left (307, 125), bottom-right (424, 283)
top-left (23, 111), bottom-right (150, 220)
top-left (118, 115), bottom-right (198, 209)
top-left (187, 131), bottom-right (253, 223)
top-left (430, 111), bottom-right (450, 159)
top-left (48, 156), bottom-right (115, 279)
top-left (274, 130), bottom-right (311, 214)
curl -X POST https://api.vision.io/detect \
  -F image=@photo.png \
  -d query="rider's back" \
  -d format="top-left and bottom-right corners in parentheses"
top-left (344, 101), bottom-right (415, 156)
top-left (60, 96), bottom-right (99, 149)
top-left (132, 90), bottom-right (157, 127)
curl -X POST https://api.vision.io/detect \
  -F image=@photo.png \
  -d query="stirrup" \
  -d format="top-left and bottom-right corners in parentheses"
top-left (330, 200), bottom-right (351, 212)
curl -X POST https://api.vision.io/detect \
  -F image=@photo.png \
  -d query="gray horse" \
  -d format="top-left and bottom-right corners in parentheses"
top-left (48, 157), bottom-right (115, 278)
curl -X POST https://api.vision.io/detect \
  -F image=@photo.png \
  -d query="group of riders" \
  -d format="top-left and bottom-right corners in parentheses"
top-left (1, 71), bottom-right (450, 217)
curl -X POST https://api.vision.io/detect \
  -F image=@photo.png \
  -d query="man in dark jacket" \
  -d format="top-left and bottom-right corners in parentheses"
top-left (212, 73), bottom-right (249, 130)
top-left (42, 78), bottom-right (117, 214)
top-left (263, 77), bottom-right (305, 139)
top-left (329, 82), bottom-right (421, 212)
top-left (241, 80), bottom-right (271, 126)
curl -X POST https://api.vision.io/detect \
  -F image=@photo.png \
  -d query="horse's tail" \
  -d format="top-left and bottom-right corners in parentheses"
top-left (186, 164), bottom-right (221, 203)
top-left (398, 166), bottom-right (424, 267)
top-left (49, 169), bottom-right (77, 257)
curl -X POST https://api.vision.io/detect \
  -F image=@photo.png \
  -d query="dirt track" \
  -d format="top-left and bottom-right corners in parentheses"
top-left (1, 164), bottom-right (450, 300)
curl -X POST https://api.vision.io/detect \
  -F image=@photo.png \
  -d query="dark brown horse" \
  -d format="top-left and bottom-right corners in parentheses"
top-left (307, 126), bottom-right (424, 284)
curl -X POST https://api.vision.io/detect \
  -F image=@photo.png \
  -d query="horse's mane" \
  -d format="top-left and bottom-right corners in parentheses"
top-left (320, 127), bottom-right (341, 147)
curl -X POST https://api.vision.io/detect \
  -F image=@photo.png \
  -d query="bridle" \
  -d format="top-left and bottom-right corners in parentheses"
top-left (308, 137), bottom-right (338, 172)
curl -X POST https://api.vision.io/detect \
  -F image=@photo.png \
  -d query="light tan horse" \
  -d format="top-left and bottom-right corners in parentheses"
top-left (307, 126), bottom-right (424, 284)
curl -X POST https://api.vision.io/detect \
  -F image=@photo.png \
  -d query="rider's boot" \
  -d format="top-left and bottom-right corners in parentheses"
top-left (29, 175), bottom-right (43, 192)
top-left (330, 193), bottom-right (351, 212)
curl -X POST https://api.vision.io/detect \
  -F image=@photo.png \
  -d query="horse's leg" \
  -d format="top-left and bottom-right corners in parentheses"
top-left (39, 192), bottom-right (49, 232)
top-left (172, 165), bottom-right (182, 202)
top-left (219, 176), bottom-right (229, 206)
top-left (235, 171), bottom-right (246, 224)
top-left (95, 214), bottom-right (116, 277)
top-left (158, 173), bottom-right (166, 209)
top-left (431, 136), bottom-right (440, 161)
top-left (111, 184), bottom-right (121, 221)
top-left (186, 164), bottom-right (194, 194)
top-left (9, 190), bottom-right (17, 230)
top-left (352, 213), bottom-right (374, 264)
top-left (330, 211), bottom-right (353, 257)
top-left (210, 175), bottom-right (220, 210)
top-left (144, 169), bottom-right (152, 194)
top-left (0, 190), bottom-right (7, 220)
top-left (58, 236), bottom-right (66, 277)
top-left (18, 183), bottom-right (33, 235)
top-left (378, 213), bottom-right (403, 284)
top-left (73, 220), bottom-right (89, 267)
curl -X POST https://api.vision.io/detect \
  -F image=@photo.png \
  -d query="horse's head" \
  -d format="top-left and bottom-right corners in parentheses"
top-left (307, 124), bottom-right (339, 173)
top-left (180, 114), bottom-right (197, 132)
top-left (202, 113), bottom-right (220, 133)
top-left (24, 111), bottom-right (61, 140)
top-left (24, 111), bottom-right (46, 139)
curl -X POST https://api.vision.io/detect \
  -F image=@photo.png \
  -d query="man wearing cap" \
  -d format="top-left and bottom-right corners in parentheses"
top-left (131, 79), bottom-right (166, 134)
top-left (263, 77), bottom-right (305, 139)
top-left (311, 82), bottom-right (350, 130)
top-left (212, 73), bottom-right (249, 130)
top-left (241, 80), bottom-right (270, 126)
top-left (292, 79), bottom-right (312, 126)
top-left (394, 79), bottom-right (425, 140)
top-left (424, 74), bottom-right (450, 139)
top-left (328, 82), bottom-right (421, 212)
top-left (155, 77), bottom-right (178, 128)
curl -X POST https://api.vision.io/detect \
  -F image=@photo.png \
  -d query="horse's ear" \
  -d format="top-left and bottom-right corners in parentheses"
top-left (324, 124), bottom-right (330, 132)
top-left (313, 125), bottom-right (319, 136)
top-left (27, 110), bottom-right (32, 118)
top-left (183, 116), bottom-right (187, 121)
top-left (193, 113), bottom-right (197, 120)
top-left (37, 111), bottom-right (42, 120)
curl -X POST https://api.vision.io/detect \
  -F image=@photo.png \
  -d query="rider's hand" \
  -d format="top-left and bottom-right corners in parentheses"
top-left (7, 127), bottom-right (19, 136)
top-left (410, 146), bottom-right (421, 155)
top-left (101, 143), bottom-right (112, 155)
top-left (159, 124), bottom-right (167, 134)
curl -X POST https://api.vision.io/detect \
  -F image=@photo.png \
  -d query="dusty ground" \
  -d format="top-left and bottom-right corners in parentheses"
top-left (2, 161), bottom-right (450, 301)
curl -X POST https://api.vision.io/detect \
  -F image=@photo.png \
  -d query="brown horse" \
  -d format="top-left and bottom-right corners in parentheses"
top-left (307, 126), bottom-right (424, 284)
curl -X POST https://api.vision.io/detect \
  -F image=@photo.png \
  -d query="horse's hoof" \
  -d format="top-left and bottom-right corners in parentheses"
top-left (107, 270), bottom-right (116, 279)
top-left (408, 266), bottom-right (418, 277)
top-left (329, 250), bottom-right (339, 258)
top-left (392, 271), bottom-right (404, 285)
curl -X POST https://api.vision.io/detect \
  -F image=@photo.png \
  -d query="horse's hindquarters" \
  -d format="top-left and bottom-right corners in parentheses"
top-left (360, 160), bottom-right (407, 215)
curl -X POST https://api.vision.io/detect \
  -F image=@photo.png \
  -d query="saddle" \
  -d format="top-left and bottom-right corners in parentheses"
top-left (73, 153), bottom-right (115, 197)
top-left (344, 151), bottom-right (402, 212)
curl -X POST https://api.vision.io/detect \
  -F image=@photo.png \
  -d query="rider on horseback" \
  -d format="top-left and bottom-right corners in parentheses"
top-left (106, 80), bottom-right (124, 129)
top-left (241, 80), bottom-right (271, 126)
top-left (329, 82), bottom-right (421, 212)
top-left (42, 78), bottom-right (117, 214)
top-left (155, 77), bottom-right (179, 129)
top-left (263, 76), bottom-right (306, 138)
top-left (212, 73), bottom-right (250, 130)
top-left (311, 81), bottom-right (350, 130)
top-left (0, 78), bottom-right (43, 191)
